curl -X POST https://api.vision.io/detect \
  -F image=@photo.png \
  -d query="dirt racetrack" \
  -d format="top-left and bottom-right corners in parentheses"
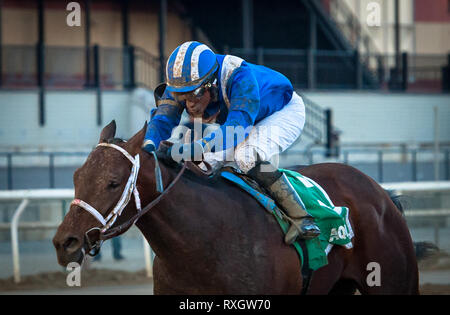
top-left (1, 252), bottom-right (448, 294)
top-left (0, 269), bottom-right (449, 295)
top-left (419, 284), bottom-right (450, 295)
top-left (0, 269), bottom-right (152, 292)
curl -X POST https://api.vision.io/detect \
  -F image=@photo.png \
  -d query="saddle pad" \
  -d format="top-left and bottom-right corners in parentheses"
top-left (280, 169), bottom-right (354, 269)
top-left (221, 169), bottom-right (354, 271)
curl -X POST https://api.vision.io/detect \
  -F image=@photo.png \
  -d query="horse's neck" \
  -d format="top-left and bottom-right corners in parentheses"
top-left (135, 160), bottom-right (212, 260)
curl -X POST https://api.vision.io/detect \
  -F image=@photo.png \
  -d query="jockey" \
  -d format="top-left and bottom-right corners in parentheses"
top-left (142, 41), bottom-right (320, 244)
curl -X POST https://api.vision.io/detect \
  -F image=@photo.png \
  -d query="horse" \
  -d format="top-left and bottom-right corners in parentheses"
top-left (53, 121), bottom-right (428, 294)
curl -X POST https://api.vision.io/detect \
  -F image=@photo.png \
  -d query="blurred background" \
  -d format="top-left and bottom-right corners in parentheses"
top-left (0, 0), bottom-right (449, 294)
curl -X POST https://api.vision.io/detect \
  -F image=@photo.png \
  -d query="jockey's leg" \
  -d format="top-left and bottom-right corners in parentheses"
top-left (247, 160), bottom-right (321, 243)
top-left (234, 92), bottom-right (320, 243)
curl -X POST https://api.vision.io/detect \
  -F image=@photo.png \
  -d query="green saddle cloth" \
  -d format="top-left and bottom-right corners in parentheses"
top-left (278, 169), bottom-right (354, 271)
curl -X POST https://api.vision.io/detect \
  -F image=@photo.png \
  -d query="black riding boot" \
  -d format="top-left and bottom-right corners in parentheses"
top-left (247, 162), bottom-right (320, 244)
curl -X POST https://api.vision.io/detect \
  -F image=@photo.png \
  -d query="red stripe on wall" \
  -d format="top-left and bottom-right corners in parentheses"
top-left (415, 0), bottom-right (450, 22)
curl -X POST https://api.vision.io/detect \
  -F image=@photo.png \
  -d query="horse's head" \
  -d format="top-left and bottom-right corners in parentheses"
top-left (53, 120), bottom-right (147, 267)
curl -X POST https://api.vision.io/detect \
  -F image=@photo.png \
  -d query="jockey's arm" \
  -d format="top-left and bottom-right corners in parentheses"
top-left (199, 67), bottom-right (260, 153)
top-left (143, 91), bottom-right (183, 152)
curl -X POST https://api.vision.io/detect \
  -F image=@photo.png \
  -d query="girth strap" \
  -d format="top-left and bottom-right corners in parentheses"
top-left (298, 239), bottom-right (314, 295)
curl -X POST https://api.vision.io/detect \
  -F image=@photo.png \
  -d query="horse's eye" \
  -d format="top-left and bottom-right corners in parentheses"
top-left (108, 181), bottom-right (120, 190)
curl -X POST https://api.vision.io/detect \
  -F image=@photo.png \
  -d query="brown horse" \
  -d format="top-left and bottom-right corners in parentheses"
top-left (53, 121), bottom-right (425, 294)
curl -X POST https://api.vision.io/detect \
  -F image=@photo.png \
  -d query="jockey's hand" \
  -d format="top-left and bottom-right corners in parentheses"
top-left (154, 141), bottom-right (203, 165)
top-left (155, 141), bottom-right (176, 166)
top-left (142, 140), bottom-right (156, 153)
top-left (170, 142), bottom-right (204, 163)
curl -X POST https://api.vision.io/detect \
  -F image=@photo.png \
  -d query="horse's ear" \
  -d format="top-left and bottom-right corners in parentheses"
top-left (99, 120), bottom-right (117, 144)
top-left (126, 121), bottom-right (147, 155)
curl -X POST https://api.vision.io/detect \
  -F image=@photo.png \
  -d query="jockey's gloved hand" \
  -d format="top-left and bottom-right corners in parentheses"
top-left (142, 140), bottom-right (156, 153)
top-left (170, 142), bottom-right (204, 163)
top-left (153, 141), bottom-right (177, 168)
top-left (153, 141), bottom-right (204, 165)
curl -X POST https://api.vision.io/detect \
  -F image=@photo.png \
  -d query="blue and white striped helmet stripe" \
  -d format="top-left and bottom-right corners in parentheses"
top-left (190, 44), bottom-right (210, 80)
top-left (167, 42), bottom-right (211, 80)
top-left (171, 41), bottom-right (194, 78)
top-left (166, 41), bottom-right (217, 92)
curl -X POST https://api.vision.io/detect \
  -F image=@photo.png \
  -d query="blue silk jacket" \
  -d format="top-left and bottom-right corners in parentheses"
top-left (144, 54), bottom-right (294, 152)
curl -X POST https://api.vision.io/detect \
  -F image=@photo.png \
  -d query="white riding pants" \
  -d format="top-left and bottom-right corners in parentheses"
top-left (202, 92), bottom-right (306, 173)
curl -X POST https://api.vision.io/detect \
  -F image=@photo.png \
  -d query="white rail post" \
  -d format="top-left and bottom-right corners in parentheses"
top-left (11, 198), bottom-right (29, 283)
top-left (142, 235), bottom-right (153, 278)
top-left (434, 106), bottom-right (440, 181)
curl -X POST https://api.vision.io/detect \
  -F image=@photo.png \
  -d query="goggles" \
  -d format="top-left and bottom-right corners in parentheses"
top-left (173, 80), bottom-right (215, 103)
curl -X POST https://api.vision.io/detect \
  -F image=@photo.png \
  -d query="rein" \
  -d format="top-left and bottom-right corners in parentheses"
top-left (100, 162), bottom-right (187, 241)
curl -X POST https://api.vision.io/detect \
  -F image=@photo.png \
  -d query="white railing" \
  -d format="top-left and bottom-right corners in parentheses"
top-left (1, 181), bottom-right (449, 283)
top-left (381, 181), bottom-right (450, 248)
top-left (381, 181), bottom-right (450, 216)
top-left (382, 181), bottom-right (450, 194)
top-left (0, 189), bottom-right (153, 283)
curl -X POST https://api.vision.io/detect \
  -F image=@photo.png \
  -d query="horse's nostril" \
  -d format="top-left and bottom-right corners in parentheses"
top-left (63, 236), bottom-right (81, 252)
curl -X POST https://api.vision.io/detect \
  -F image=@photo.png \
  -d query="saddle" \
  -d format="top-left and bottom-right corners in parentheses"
top-left (220, 166), bottom-right (355, 287)
top-left (222, 167), bottom-right (267, 196)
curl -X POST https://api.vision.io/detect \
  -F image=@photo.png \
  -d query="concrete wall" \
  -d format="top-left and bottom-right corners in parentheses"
top-left (415, 23), bottom-right (450, 54)
top-left (1, 90), bottom-right (448, 153)
top-left (0, 88), bottom-right (154, 152)
top-left (302, 92), bottom-right (450, 145)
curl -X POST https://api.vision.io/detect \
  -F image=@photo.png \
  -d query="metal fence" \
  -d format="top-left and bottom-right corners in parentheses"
top-left (315, 50), bottom-right (359, 89)
top-left (1, 44), bottom-right (160, 91)
top-left (134, 46), bottom-right (160, 90)
top-left (1, 44), bottom-right (448, 93)
top-left (299, 93), bottom-right (330, 145)
top-left (230, 47), bottom-right (449, 92)
top-left (363, 53), bottom-right (449, 91)
top-left (281, 146), bottom-right (450, 183)
top-left (1, 146), bottom-right (449, 191)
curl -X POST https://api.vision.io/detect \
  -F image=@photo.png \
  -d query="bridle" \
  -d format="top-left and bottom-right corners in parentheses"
top-left (70, 140), bottom-right (213, 259)
top-left (71, 142), bottom-right (186, 257)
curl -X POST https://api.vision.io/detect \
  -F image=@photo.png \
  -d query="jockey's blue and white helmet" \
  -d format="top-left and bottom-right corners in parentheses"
top-left (165, 41), bottom-right (218, 93)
